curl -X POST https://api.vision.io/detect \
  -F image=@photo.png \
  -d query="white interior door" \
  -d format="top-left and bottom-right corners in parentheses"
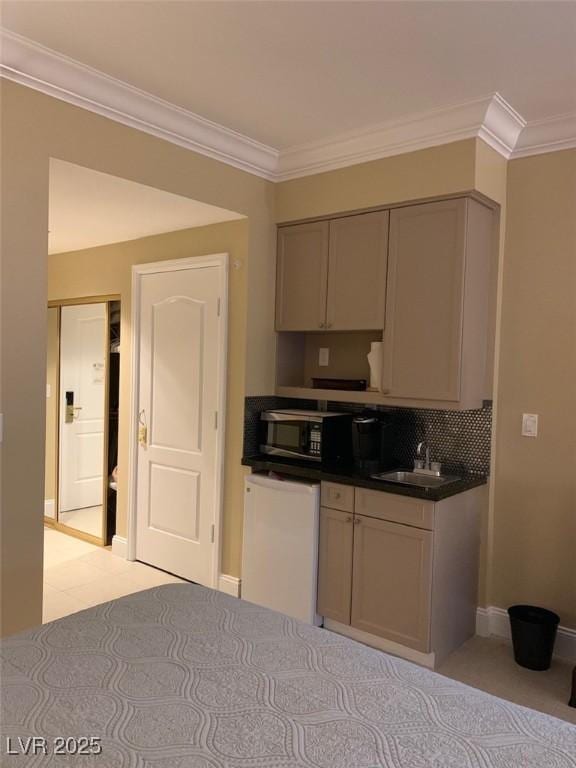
top-left (59, 303), bottom-right (106, 513)
top-left (135, 259), bottom-right (226, 585)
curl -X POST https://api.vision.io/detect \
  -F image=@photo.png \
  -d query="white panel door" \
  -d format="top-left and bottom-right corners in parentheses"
top-left (135, 263), bottom-right (223, 584)
top-left (59, 303), bottom-right (106, 512)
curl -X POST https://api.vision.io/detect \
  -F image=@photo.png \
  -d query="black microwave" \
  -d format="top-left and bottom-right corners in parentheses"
top-left (260, 409), bottom-right (352, 463)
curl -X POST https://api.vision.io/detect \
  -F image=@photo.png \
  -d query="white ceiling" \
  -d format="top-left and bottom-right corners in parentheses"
top-left (3, 0), bottom-right (576, 150)
top-left (48, 159), bottom-right (243, 254)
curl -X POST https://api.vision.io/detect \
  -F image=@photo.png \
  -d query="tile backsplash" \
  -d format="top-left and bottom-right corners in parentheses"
top-left (244, 396), bottom-right (492, 476)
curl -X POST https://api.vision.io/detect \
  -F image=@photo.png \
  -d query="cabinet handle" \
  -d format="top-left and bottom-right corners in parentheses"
top-left (319, 321), bottom-right (325, 328)
top-left (382, 388), bottom-right (391, 395)
top-left (326, 322), bottom-right (333, 329)
top-left (346, 516), bottom-right (353, 523)
top-left (333, 491), bottom-right (341, 499)
top-left (353, 517), bottom-right (361, 525)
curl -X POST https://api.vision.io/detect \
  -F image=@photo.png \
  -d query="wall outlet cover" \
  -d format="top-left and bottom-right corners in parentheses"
top-left (319, 347), bottom-right (330, 367)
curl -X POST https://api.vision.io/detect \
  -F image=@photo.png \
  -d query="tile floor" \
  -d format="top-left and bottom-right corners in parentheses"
top-left (58, 505), bottom-right (103, 537)
top-left (43, 527), bottom-right (575, 725)
top-left (43, 526), bottom-right (184, 623)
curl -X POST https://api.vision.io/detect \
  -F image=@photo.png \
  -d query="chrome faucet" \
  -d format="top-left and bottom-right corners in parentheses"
top-left (416, 441), bottom-right (431, 470)
top-left (415, 441), bottom-right (442, 476)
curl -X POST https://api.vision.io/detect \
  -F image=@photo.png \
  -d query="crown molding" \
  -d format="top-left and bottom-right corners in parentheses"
top-left (0, 28), bottom-right (279, 180)
top-left (3, 27), bottom-right (573, 181)
top-left (277, 93), bottom-right (525, 180)
top-left (479, 93), bottom-right (526, 158)
top-left (512, 111), bottom-right (576, 158)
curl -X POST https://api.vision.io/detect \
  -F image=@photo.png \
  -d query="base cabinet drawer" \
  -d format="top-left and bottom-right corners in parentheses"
top-left (317, 507), bottom-right (354, 624)
top-left (321, 481), bottom-right (354, 513)
top-left (351, 514), bottom-right (433, 652)
top-left (355, 487), bottom-right (435, 529)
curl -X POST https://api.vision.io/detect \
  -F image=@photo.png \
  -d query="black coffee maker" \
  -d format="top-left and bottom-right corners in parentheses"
top-left (352, 412), bottom-right (396, 474)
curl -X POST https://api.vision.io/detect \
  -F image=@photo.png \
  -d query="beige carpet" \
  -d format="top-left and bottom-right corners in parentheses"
top-left (438, 634), bottom-right (576, 725)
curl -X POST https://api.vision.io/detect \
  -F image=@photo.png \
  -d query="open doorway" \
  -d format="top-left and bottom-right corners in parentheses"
top-left (41, 158), bottom-right (246, 622)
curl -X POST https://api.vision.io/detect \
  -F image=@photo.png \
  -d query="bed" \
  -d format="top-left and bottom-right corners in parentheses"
top-left (1, 583), bottom-right (575, 767)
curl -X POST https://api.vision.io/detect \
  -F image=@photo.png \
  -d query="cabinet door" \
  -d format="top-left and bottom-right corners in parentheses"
top-left (317, 507), bottom-right (354, 624)
top-left (326, 211), bottom-right (388, 330)
top-left (351, 515), bottom-right (432, 651)
top-left (276, 222), bottom-right (329, 331)
top-left (383, 199), bottom-right (467, 401)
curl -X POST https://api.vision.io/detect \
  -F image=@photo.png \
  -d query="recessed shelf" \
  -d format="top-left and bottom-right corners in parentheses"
top-left (275, 330), bottom-right (473, 410)
top-left (276, 330), bottom-right (381, 386)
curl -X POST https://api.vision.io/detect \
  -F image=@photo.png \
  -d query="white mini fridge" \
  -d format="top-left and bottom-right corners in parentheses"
top-left (242, 473), bottom-right (321, 625)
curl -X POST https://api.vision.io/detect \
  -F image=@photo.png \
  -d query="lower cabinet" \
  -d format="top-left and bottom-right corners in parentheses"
top-left (317, 507), bottom-right (353, 625)
top-left (351, 515), bottom-right (432, 651)
top-left (317, 482), bottom-right (484, 665)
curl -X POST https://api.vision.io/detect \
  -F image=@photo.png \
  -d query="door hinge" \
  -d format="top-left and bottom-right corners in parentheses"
top-left (217, 297), bottom-right (221, 316)
top-left (214, 411), bottom-right (218, 429)
top-left (210, 524), bottom-right (215, 544)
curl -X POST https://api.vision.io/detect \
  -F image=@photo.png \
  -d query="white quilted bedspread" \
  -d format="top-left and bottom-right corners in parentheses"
top-left (1, 583), bottom-right (575, 767)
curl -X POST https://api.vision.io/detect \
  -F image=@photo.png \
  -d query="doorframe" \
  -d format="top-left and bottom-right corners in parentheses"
top-left (127, 254), bottom-right (229, 590)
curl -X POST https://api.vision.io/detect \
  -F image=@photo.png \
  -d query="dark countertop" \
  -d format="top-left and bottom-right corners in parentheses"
top-left (242, 455), bottom-right (487, 501)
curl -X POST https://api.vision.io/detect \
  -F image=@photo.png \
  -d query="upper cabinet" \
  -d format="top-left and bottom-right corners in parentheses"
top-left (382, 198), bottom-right (493, 407)
top-left (276, 221), bottom-right (329, 331)
top-left (326, 212), bottom-right (389, 331)
top-left (276, 211), bottom-right (388, 332)
top-left (275, 195), bottom-right (496, 410)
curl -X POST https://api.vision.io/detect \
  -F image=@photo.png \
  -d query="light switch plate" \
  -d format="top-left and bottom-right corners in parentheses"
top-left (319, 347), bottom-right (329, 367)
top-left (522, 413), bottom-right (538, 437)
top-left (46, 384), bottom-right (52, 398)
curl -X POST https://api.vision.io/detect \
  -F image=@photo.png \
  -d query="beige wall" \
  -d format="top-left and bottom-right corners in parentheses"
top-left (47, 220), bottom-right (249, 575)
top-left (491, 149), bottom-right (576, 629)
top-left (275, 139), bottom-right (477, 222)
top-left (3, 76), bottom-right (574, 638)
top-left (45, 308), bottom-right (59, 502)
top-left (1, 80), bottom-right (275, 637)
top-left (472, 141), bottom-right (508, 610)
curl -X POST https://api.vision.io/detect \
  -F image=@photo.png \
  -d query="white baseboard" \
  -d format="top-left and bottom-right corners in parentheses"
top-left (475, 606), bottom-right (492, 637)
top-left (111, 535), bottom-right (128, 559)
top-left (324, 618), bottom-right (436, 669)
top-left (476, 605), bottom-right (576, 661)
top-left (218, 574), bottom-right (241, 597)
top-left (44, 499), bottom-right (55, 519)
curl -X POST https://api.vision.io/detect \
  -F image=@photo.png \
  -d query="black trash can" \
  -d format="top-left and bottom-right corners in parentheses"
top-left (508, 605), bottom-right (560, 671)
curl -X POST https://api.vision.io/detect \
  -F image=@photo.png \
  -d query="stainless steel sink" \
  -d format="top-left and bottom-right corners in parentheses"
top-left (370, 470), bottom-right (460, 489)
